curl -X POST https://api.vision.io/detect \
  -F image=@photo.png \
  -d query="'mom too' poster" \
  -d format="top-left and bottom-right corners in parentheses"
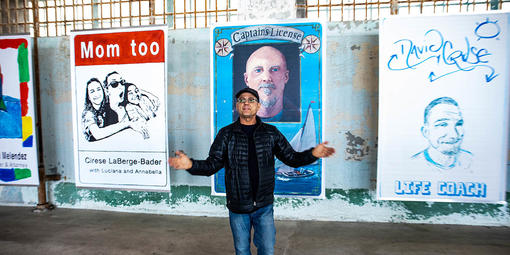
top-left (71, 26), bottom-right (169, 191)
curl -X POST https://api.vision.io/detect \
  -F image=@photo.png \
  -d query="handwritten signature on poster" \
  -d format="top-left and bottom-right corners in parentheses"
top-left (386, 18), bottom-right (501, 83)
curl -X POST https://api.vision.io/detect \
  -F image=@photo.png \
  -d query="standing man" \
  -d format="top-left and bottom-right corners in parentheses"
top-left (411, 96), bottom-right (473, 171)
top-left (169, 88), bottom-right (335, 255)
top-left (243, 46), bottom-right (299, 122)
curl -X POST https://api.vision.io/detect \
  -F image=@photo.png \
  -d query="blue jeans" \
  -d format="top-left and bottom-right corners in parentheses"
top-left (229, 204), bottom-right (276, 255)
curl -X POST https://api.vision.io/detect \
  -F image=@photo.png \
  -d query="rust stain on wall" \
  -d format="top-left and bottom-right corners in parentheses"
top-left (167, 72), bottom-right (207, 96)
top-left (167, 85), bottom-right (206, 96)
top-left (328, 41), bottom-right (340, 55)
top-left (351, 42), bottom-right (379, 137)
top-left (45, 85), bottom-right (72, 104)
top-left (352, 42), bottom-right (378, 93)
top-left (330, 112), bottom-right (364, 128)
top-left (66, 120), bottom-right (73, 133)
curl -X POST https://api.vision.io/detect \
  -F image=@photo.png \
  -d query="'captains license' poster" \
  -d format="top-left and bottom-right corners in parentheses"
top-left (0, 34), bottom-right (39, 186)
top-left (377, 12), bottom-right (510, 203)
top-left (71, 26), bottom-right (169, 191)
top-left (211, 21), bottom-right (326, 198)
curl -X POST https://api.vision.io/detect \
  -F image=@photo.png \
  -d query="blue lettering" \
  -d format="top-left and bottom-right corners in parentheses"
top-left (395, 181), bottom-right (431, 195)
top-left (386, 21), bottom-right (499, 83)
top-left (437, 181), bottom-right (487, 197)
top-left (475, 18), bottom-right (501, 40)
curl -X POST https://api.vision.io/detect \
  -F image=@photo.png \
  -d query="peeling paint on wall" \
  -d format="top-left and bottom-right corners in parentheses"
top-left (352, 42), bottom-right (378, 92)
top-left (351, 44), bottom-right (361, 51)
top-left (167, 80), bottom-right (208, 96)
top-left (277, 189), bottom-right (510, 226)
top-left (327, 21), bottom-right (379, 34)
top-left (238, 0), bottom-right (296, 20)
top-left (51, 182), bottom-right (227, 216)
top-left (345, 131), bottom-right (370, 161)
top-left (42, 182), bottom-right (510, 226)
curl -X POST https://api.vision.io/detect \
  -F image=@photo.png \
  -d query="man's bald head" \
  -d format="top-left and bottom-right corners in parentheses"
top-left (244, 46), bottom-right (289, 119)
top-left (245, 46), bottom-right (288, 71)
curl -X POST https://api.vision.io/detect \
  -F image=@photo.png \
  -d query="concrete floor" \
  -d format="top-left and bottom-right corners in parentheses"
top-left (0, 206), bottom-right (509, 255)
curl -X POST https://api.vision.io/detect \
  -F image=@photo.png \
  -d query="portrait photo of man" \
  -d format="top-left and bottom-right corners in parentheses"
top-left (411, 96), bottom-right (473, 171)
top-left (233, 43), bottom-right (301, 122)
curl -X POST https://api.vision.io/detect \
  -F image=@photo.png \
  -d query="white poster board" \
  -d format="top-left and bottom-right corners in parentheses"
top-left (0, 35), bottom-right (39, 186)
top-left (377, 12), bottom-right (509, 203)
top-left (70, 26), bottom-right (169, 191)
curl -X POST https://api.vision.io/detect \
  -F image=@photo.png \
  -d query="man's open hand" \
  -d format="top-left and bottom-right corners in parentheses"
top-left (312, 141), bottom-right (335, 158)
top-left (168, 150), bottom-right (192, 170)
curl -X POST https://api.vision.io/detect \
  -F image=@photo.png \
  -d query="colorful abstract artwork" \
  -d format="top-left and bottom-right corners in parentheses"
top-left (0, 35), bottom-right (38, 185)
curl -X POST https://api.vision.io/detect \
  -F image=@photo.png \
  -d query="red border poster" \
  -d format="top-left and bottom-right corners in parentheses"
top-left (70, 26), bottom-right (169, 191)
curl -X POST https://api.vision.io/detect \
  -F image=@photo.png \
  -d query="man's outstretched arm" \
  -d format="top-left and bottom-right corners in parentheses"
top-left (168, 127), bottom-right (228, 176)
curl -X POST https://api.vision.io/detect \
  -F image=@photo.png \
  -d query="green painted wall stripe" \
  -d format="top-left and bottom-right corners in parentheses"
top-left (53, 183), bottom-right (225, 207)
top-left (17, 44), bottom-right (30, 83)
top-left (53, 182), bottom-right (510, 219)
top-left (325, 189), bottom-right (510, 219)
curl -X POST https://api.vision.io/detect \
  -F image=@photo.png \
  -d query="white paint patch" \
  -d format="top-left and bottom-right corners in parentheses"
top-left (238, 0), bottom-right (296, 21)
top-left (274, 193), bottom-right (510, 226)
top-left (0, 186), bottom-right (38, 206)
top-left (328, 21), bottom-right (379, 35)
top-left (52, 191), bottom-right (228, 218)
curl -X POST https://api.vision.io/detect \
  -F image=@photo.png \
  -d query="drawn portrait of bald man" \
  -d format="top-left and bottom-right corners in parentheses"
top-left (233, 43), bottom-right (301, 122)
top-left (411, 97), bottom-right (473, 173)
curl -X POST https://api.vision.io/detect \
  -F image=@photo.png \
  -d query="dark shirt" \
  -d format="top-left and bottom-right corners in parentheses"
top-left (240, 123), bottom-right (259, 201)
top-left (82, 103), bottom-right (119, 142)
top-left (187, 117), bottom-right (318, 213)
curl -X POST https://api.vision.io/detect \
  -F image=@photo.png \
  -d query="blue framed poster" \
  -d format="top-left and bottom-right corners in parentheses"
top-left (210, 21), bottom-right (325, 197)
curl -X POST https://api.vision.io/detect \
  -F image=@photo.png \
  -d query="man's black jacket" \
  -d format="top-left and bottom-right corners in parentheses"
top-left (187, 117), bottom-right (318, 213)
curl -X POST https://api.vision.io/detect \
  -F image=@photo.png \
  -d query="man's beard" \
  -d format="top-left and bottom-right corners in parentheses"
top-left (260, 96), bottom-right (277, 109)
top-left (258, 83), bottom-right (276, 96)
top-left (436, 139), bottom-right (462, 155)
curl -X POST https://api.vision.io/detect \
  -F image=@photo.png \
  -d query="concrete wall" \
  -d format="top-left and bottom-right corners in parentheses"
top-left (1, 21), bottom-right (509, 226)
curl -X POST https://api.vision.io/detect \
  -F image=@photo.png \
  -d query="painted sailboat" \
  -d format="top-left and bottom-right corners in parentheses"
top-left (275, 102), bottom-right (318, 178)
